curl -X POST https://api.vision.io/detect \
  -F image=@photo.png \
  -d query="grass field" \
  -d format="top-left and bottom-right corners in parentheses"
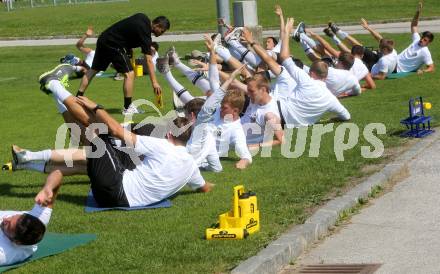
top-left (0, 0), bottom-right (439, 37)
top-left (0, 33), bottom-right (439, 273)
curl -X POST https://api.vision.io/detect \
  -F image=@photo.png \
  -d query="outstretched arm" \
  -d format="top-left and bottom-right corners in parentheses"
top-left (35, 170), bottom-right (63, 208)
top-left (275, 5), bottom-right (285, 41)
top-left (361, 18), bottom-right (383, 42)
top-left (411, 2), bottom-right (423, 34)
top-left (242, 28), bottom-right (282, 75)
top-left (76, 26), bottom-right (94, 55)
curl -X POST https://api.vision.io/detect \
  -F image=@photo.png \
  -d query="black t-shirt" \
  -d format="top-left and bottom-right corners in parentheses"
top-left (99, 13), bottom-right (152, 55)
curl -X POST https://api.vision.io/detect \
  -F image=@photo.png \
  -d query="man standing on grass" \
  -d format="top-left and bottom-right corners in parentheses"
top-left (76, 13), bottom-right (170, 115)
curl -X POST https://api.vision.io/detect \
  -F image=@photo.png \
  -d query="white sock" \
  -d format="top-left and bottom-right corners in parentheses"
top-left (52, 95), bottom-right (67, 114)
top-left (48, 80), bottom-right (73, 103)
top-left (228, 39), bottom-right (261, 68)
top-left (331, 36), bottom-right (342, 45)
top-left (300, 33), bottom-right (317, 48)
top-left (18, 161), bottom-right (46, 173)
top-left (25, 149), bottom-right (52, 162)
top-left (300, 39), bottom-right (311, 52)
top-left (215, 46), bottom-right (232, 63)
top-left (175, 62), bottom-right (211, 95)
top-left (164, 71), bottom-right (194, 104)
top-left (336, 30), bottom-right (349, 40)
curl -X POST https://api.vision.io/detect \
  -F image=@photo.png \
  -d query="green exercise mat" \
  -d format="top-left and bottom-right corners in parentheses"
top-left (0, 232), bottom-right (96, 273)
top-left (386, 72), bottom-right (415, 79)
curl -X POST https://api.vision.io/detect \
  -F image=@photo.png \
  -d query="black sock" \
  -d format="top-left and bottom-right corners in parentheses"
top-left (124, 97), bottom-right (132, 109)
top-left (76, 91), bottom-right (84, 97)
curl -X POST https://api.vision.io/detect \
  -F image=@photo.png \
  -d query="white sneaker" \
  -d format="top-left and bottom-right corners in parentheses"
top-left (224, 27), bottom-right (243, 43)
top-left (213, 33), bottom-right (225, 52)
top-left (156, 55), bottom-right (170, 74)
top-left (167, 46), bottom-right (180, 67)
top-left (122, 104), bottom-right (145, 115)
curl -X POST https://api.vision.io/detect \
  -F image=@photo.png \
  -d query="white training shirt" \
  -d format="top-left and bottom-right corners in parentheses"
top-left (211, 110), bottom-right (252, 161)
top-left (0, 205), bottom-right (52, 266)
top-left (271, 66), bottom-right (297, 99)
top-left (122, 136), bottom-right (206, 207)
top-left (326, 67), bottom-right (361, 97)
top-left (371, 49), bottom-right (398, 76)
top-left (241, 97), bottom-right (280, 144)
top-left (350, 58), bottom-right (369, 80)
top-left (397, 33), bottom-right (433, 72)
top-left (187, 124), bottom-right (222, 172)
top-left (84, 50), bottom-right (95, 68)
top-left (279, 58), bottom-right (351, 128)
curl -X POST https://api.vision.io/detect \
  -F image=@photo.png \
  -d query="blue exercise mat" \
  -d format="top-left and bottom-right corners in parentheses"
top-left (85, 191), bottom-right (171, 213)
top-left (0, 232), bottom-right (96, 273)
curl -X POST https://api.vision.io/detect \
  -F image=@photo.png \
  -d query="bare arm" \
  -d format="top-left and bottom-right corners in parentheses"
top-left (242, 28), bottom-right (282, 75)
top-left (309, 31), bottom-right (342, 57)
top-left (76, 26), bottom-right (94, 55)
top-left (418, 63), bottom-right (435, 74)
top-left (144, 54), bottom-right (162, 96)
top-left (373, 72), bottom-right (387, 80)
top-left (411, 2), bottom-right (423, 34)
top-left (197, 182), bottom-right (215, 192)
top-left (77, 96), bottom-right (137, 146)
top-left (361, 18), bottom-right (383, 42)
top-left (361, 73), bottom-right (376, 90)
top-left (280, 18), bottom-right (294, 62)
top-left (275, 5), bottom-right (285, 40)
top-left (35, 170), bottom-right (63, 208)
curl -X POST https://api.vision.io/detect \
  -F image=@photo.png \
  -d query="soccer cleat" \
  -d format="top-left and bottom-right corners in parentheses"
top-left (213, 33), bottom-right (225, 52)
top-left (323, 27), bottom-right (335, 38)
top-left (293, 22), bottom-right (306, 42)
top-left (328, 22), bottom-right (340, 34)
top-left (167, 46), bottom-right (181, 67)
top-left (38, 64), bottom-right (74, 94)
top-left (122, 104), bottom-right (145, 115)
top-left (224, 27), bottom-right (243, 43)
top-left (156, 56), bottom-right (170, 74)
top-left (12, 145), bottom-right (28, 165)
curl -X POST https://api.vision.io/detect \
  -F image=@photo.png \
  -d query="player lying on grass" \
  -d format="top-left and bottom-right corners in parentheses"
top-left (157, 36), bottom-right (252, 170)
top-left (11, 68), bottom-right (213, 208)
top-left (0, 176), bottom-right (58, 266)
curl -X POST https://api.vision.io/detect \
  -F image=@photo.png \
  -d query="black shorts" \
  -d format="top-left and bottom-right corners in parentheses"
top-left (362, 47), bottom-right (382, 71)
top-left (91, 38), bottom-right (133, 73)
top-left (87, 134), bottom-right (135, 207)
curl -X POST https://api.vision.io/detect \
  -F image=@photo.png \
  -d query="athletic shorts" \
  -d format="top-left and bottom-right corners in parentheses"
top-left (87, 134), bottom-right (135, 207)
top-left (362, 47), bottom-right (382, 71)
top-left (91, 38), bottom-right (133, 73)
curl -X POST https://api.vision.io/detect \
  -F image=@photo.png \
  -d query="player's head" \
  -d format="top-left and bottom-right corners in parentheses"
top-left (183, 98), bottom-right (206, 122)
top-left (246, 73), bottom-right (271, 104)
top-left (419, 31), bottom-right (434, 47)
top-left (220, 90), bottom-right (245, 119)
top-left (152, 16), bottom-right (170, 37)
top-left (167, 117), bottom-right (193, 146)
top-left (1, 213), bottom-right (46, 245)
top-left (379, 39), bottom-right (394, 54)
top-left (309, 60), bottom-right (328, 80)
top-left (265, 37), bottom-right (278, 50)
top-left (336, 52), bottom-right (355, 70)
top-left (351, 45), bottom-right (365, 58)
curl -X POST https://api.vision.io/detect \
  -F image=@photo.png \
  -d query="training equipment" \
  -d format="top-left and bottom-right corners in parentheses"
top-left (155, 93), bottom-right (164, 109)
top-left (293, 22), bottom-right (305, 42)
top-left (85, 191), bottom-right (171, 212)
top-left (206, 185), bottom-right (260, 240)
top-left (400, 96), bottom-right (434, 138)
top-left (0, 232), bottom-right (96, 273)
top-left (135, 65), bottom-right (143, 77)
top-left (2, 162), bottom-right (13, 172)
top-left (38, 64), bottom-right (74, 94)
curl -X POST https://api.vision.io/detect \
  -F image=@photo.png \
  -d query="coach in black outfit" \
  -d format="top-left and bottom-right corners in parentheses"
top-left (76, 13), bottom-right (170, 114)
